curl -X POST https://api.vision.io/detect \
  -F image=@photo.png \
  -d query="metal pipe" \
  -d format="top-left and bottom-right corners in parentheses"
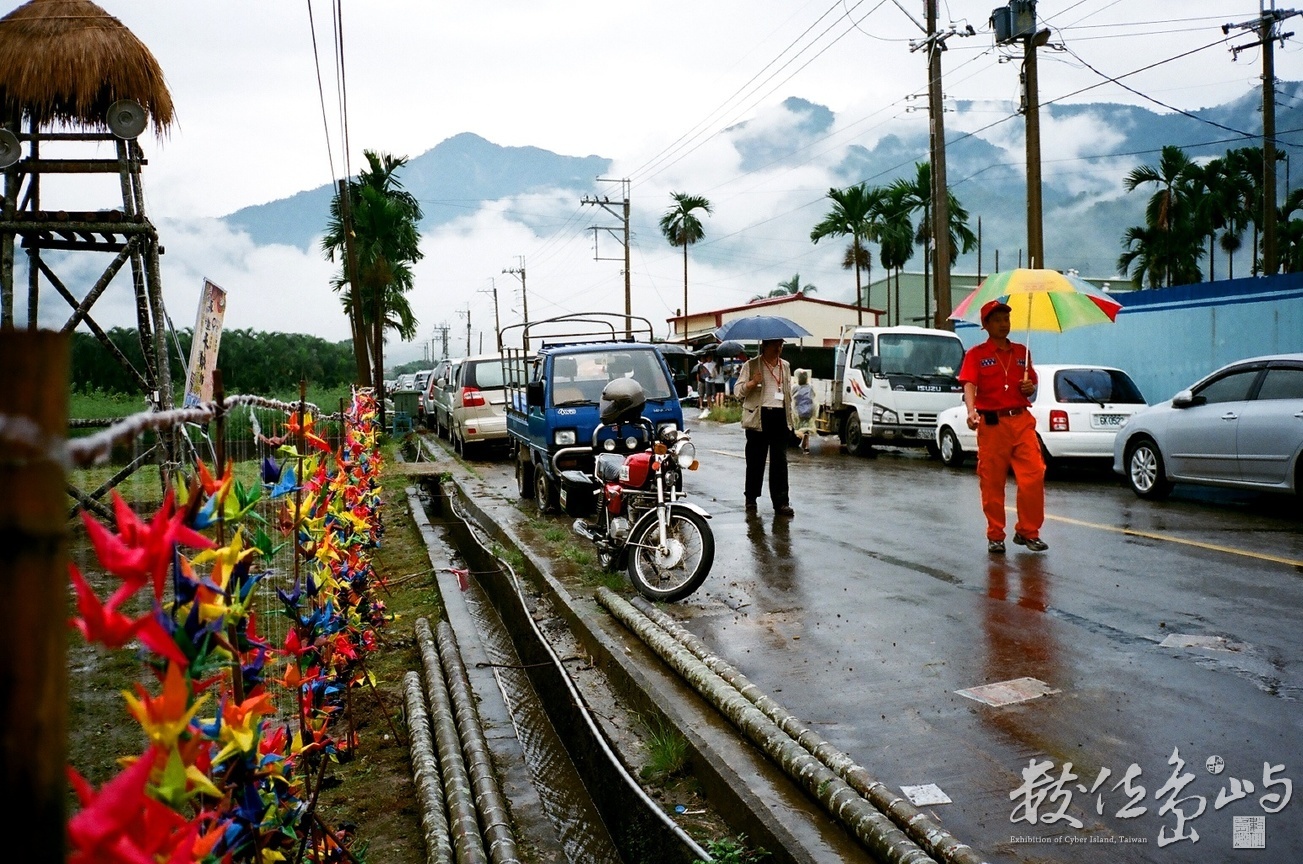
top-left (628, 595), bottom-right (988, 864)
top-left (416, 618), bottom-right (488, 864)
top-left (403, 670), bottom-right (454, 864)
top-left (435, 620), bottom-right (521, 864)
top-left (597, 589), bottom-right (937, 864)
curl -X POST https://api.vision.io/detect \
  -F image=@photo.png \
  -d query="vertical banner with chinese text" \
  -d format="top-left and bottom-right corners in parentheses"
top-left (183, 279), bottom-right (227, 408)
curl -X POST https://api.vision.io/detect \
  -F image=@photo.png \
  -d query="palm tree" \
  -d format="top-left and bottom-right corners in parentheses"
top-left (1278, 187), bottom-right (1303, 273)
top-left (889, 163), bottom-right (976, 325)
top-left (751, 273), bottom-right (817, 302)
top-left (659, 193), bottom-right (712, 344)
top-left (323, 151), bottom-right (424, 406)
top-left (810, 183), bottom-right (885, 324)
top-left (878, 183), bottom-right (916, 325)
top-left (1120, 145), bottom-right (1204, 287)
top-left (840, 244), bottom-right (870, 309)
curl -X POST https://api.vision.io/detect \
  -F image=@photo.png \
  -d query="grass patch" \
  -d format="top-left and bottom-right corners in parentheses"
top-left (638, 713), bottom-right (689, 784)
top-left (693, 836), bottom-right (771, 864)
top-left (542, 526), bottom-right (567, 543)
top-left (700, 404), bottom-right (742, 424)
top-left (559, 543), bottom-right (594, 567)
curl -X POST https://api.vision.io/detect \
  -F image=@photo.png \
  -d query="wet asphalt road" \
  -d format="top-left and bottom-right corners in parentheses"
top-left (465, 422), bottom-right (1303, 863)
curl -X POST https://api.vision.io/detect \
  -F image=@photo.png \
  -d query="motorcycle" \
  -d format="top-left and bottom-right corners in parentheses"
top-left (558, 378), bottom-right (714, 602)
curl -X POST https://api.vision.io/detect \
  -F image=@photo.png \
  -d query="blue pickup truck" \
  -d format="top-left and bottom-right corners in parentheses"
top-left (503, 315), bottom-right (686, 514)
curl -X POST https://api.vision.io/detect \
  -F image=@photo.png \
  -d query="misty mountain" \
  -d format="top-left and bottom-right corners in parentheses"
top-left (221, 83), bottom-right (1301, 283)
top-left (223, 132), bottom-right (610, 250)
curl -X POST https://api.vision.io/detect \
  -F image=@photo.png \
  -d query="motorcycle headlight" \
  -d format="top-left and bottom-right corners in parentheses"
top-left (673, 440), bottom-right (696, 464)
top-left (554, 429), bottom-right (576, 446)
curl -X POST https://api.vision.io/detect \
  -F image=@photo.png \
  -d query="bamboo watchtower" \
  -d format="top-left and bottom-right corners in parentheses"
top-left (0, 0), bottom-right (177, 512)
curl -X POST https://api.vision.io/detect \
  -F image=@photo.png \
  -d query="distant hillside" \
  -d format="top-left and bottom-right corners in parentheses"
top-left (219, 84), bottom-right (1302, 281)
top-left (223, 132), bottom-right (610, 250)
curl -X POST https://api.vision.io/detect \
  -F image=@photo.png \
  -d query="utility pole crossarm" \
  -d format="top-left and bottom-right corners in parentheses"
top-left (503, 257), bottom-right (529, 351)
top-left (581, 178), bottom-right (632, 339)
top-left (1224, 5), bottom-right (1299, 274)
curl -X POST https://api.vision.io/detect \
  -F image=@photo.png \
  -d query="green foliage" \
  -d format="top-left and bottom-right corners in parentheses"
top-left (638, 713), bottom-right (689, 784)
top-left (69, 327), bottom-right (359, 398)
top-left (693, 835), bottom-right (770, 864)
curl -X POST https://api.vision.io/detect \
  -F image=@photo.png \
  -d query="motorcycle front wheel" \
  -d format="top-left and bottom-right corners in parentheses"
top-left (625, 505), bottom-right (714, 602)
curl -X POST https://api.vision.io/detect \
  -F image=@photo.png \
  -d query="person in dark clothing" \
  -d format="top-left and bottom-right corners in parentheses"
top-left (735, 338), bottom-right (797, 517)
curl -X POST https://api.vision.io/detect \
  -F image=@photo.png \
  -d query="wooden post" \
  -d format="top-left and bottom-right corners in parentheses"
top-left (0, 330), bottom-right (69, 862)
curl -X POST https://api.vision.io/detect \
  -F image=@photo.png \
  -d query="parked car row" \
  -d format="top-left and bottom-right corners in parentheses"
top-left (419, 354), bottom-right (522, 457)
top-left (410, 350), bottom-right (1302, 504)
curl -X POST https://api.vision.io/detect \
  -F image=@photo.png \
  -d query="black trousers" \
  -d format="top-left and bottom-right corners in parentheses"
top-left (745, 407), bottom-right (790, 506)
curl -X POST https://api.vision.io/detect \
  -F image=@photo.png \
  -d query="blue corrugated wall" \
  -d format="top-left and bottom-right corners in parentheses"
top-left (956, 273), bottom-right (1303, 404)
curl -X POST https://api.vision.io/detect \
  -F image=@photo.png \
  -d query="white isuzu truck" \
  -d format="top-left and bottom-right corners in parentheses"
top-left (809, 325), bottom-right (967, 456)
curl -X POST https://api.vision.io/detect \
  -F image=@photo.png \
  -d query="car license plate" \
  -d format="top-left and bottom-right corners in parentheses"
top-left (1094, 414), bottom-right (1125, 427)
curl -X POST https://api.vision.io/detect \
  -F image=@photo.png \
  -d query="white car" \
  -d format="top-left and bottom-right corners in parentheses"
top-left (935, 364), bottom-right (1148, 468)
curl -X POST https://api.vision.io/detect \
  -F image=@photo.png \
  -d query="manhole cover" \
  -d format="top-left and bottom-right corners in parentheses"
top-left (900, 783), bottom-right (952, 805)
top-left (956, 677), bottom-right (1060, 706)
top-left (1159, 634), bottom-right (1243, 652)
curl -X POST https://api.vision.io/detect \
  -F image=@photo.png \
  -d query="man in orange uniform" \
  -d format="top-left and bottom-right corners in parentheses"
top-left (957, 300), bottom-right (1048, 554)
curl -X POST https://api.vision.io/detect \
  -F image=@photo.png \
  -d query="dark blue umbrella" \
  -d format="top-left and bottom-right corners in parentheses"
top-left (713, 340), bottom-right (745, 357)
top-left (714, 315), bottom-right (812, 342)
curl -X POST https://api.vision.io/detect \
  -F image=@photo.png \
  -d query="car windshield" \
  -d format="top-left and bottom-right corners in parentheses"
top-left (1052, 369), bottom-right (1145, 404)
top-left (550, 348), bottom-right (675, 405)
top-left (876, 334), bottom-right (964, 377)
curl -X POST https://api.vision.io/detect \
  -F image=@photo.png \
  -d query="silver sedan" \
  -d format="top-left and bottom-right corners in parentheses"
top-left (1113, 353), bottom-right (1303, 499)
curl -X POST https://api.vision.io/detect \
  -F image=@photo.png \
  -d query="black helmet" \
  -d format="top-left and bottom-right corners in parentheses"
top-left (599, 377), bottom-right (646, 424)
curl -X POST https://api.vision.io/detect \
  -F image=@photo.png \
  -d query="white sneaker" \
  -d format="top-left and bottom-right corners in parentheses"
top-left (698, 409), bottom-right (711, 419)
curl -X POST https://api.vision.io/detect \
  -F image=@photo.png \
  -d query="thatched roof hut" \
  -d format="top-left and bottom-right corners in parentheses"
top-left (0, 0), bottom-right (174, 136)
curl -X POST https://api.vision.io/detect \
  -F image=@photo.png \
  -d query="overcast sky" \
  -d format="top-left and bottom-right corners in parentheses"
top-left (14, 1), bottom-right (1299, 362)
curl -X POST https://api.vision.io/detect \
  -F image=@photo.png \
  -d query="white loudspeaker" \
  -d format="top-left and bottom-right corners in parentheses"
top-left (106, 100), bottom-right (147, 139)
top-left (0, 129), bottom-right (19, 168)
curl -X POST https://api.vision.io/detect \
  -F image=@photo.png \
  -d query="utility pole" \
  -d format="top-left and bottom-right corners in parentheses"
top-left (925, 0), bottom-right (952, 329)
top-left (581, 178), bottom-right (633, 339)
top-left (993, 1), bottom-right (1049, 270)
top-left (480, 277), bottom-right (501, 351)
top-left (503, 257), bottom-right (529, 352)
top-left (910, 2), bottom-right (973, 329)
top-left (1023, 25), bottom-right (1049, 270)
top-left (456, 306), bottom-right (471, 357)
top-left (434, 322), bottom-right (450, 359)
top-left (1225, 3), bottom-right (1299, 275)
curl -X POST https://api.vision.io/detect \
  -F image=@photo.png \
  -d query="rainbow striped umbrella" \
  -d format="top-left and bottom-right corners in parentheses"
top-left (950, 268), bottom-right (1122, 332)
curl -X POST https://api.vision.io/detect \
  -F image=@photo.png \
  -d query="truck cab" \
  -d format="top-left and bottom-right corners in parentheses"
top-left (818, 325), bottom-right (966, 454)
top-left (503, 314), bottom-right (685, 512)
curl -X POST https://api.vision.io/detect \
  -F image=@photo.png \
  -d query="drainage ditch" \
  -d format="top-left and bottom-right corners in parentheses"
top-left (409, 476), bottom-right (711, 864)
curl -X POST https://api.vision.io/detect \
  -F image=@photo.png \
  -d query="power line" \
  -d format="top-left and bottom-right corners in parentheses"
top-left (633, 0), bottom-right (884, 184)
top-left (304, 1), bottom-right (336, 184)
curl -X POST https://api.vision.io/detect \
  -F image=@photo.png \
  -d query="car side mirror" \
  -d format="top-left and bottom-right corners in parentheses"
top-left (526, 381), bottom-right (544, 407)
top-left (868, 355), bottom-right (882, 374)
top-left (434, 377), bottom-right (445, 388)
top-left (1171, 389), bottom-right (1196, 408)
